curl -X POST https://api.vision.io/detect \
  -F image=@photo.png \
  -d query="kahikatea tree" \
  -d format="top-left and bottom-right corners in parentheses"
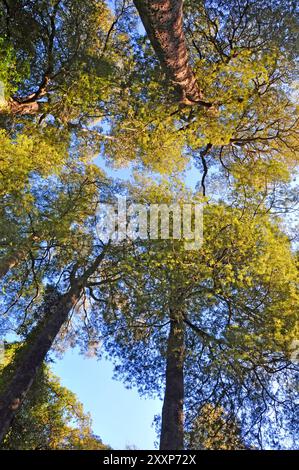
top-left (104, 0), bottom-right (298, 179)
top-left (0, 344), bottom-right (109, 450)
top-left (85, 181), bottom-right (298, 450)
top-left (0, 0), bottom-right (126, 118)
top-left (133, 0), bottom-right (298, 105)
top-left (0, 162), bottom-right (130, 440)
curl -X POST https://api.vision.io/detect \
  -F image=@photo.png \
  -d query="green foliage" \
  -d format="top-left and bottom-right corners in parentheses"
top-left (0, 0), bottom-right (298, 451)
top-left (0, 127), bottom-right (68, 197)
top-left (89, 181), bottom-right (298, 448)
top-left (0, 161), bottom-right (116, 336)
top-left (186, 404), bottom-right (246, 450)
top-left (0, 36), bottom-right (29, 100)
top-left (103, 0), bottom-right (299, 182)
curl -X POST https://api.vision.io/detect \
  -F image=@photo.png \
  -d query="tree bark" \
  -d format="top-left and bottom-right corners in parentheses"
top-left (0, 249), bottom-right (107, 442)
top-left (0, 253), bottom-right (21, 279)
top-left (0, 286), bottom-right (80, 441)
top-left (133, 0), bottom-right (203, 105)
top-left (160, 310), bottom-right (185, 450)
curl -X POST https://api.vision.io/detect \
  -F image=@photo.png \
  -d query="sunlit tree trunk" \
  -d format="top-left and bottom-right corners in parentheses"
top-left (160, 310), bottom-right (185, 449)
top-left (133, 0), bottom-right (202, 105)
top-left (0, 98), bottom-right (41, 116)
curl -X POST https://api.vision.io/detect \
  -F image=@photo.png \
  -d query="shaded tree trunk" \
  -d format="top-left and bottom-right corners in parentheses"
top-left (0, 286), bottom-right (80, 441)
top-left (133, 0), bottom-right (203, 105)
top-left (0, 249), bottom-right (107, 442)
top-left (160, 310), bottom-right (185, 450)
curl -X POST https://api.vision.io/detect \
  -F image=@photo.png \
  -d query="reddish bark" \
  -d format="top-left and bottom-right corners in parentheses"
top-left (133, 0), bottom-right (203, 105)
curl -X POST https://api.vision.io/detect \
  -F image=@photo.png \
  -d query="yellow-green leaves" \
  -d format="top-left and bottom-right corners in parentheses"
top-left (0, 128), bottom-right (68, 197)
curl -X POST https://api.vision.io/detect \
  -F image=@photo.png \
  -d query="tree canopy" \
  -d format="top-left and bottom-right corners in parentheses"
top-left (0, 0), bottom-right (298, 451)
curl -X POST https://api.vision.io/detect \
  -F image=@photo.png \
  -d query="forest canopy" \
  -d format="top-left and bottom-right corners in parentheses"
top-left (0, 0), bottom-right (298, 452)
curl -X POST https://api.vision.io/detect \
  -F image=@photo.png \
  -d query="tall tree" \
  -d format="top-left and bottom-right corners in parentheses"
top-left (0, 0), bottom-right (122, 118)
top-left (0, 164), bottom-right (125, 440)
top-left (103, 0), bottom-right (298, 181)
top-left (88, 182), bottom-right (298, 449)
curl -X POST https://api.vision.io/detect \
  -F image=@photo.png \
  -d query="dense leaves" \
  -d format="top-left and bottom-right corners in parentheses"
top-left (0, 0), bottom-right (298, 450)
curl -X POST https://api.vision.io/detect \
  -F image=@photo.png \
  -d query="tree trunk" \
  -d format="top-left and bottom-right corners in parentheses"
top-left (0, 248), bottom-right (107, 442)
top-left (0, 286), bottom-right (80, 441)
top-left (133, 0), bottom-right (203, 105)
top-left (160, 311), bottom-right (185, 450)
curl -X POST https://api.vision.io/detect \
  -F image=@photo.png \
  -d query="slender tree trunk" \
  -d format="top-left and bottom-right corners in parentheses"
top-left (133, 0), bottom-right (203, 105)
top-left (160, 310), bottom-right (185, 450)
top-left (0, 286), bottom-right (80, 441)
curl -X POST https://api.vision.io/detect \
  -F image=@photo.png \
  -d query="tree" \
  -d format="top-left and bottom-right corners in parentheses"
top-left (0, 344), bottom-right (109, 450)
top-left (108, 0), bottom-right (298, 179)
top-left (0, 0), bottom-right (122, 118)
top-left (88, 181), bottom-right (298, 449)
top-left (0, 162), bottom-right (127, 439)
top-left (133, 0), bottom-right (298, 108)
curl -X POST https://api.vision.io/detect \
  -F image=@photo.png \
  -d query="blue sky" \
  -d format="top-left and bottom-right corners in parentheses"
top-left (52, 350), bottom-right (162, 449)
